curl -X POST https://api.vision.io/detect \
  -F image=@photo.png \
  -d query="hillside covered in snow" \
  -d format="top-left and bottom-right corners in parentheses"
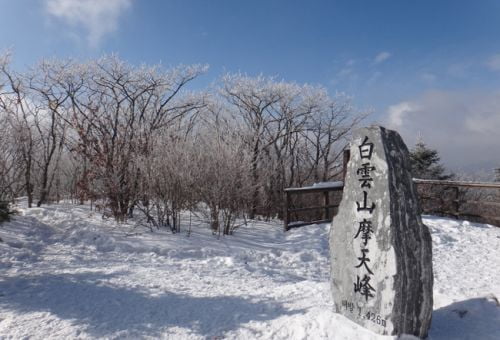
top-left (0, 202), bottom-right (499, 339)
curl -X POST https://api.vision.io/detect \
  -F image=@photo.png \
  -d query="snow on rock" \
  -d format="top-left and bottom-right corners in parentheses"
top-left (0, 202), bottom-right (499, 339)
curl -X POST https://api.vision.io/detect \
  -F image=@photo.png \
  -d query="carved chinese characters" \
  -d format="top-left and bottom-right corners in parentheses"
top-left (329, 126), bottom-right (433, 338)
top-left (353, 137), bottom-right (377, 302)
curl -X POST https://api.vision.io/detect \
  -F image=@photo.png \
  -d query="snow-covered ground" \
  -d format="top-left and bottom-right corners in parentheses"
top-left (0, 202), bottom-right (499, 339)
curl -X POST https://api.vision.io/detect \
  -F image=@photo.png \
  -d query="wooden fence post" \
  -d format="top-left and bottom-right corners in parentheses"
top-left (453, 186), bottom-right (460, 218)
top-left (284, 191), bottom-right (289, 231)
top-left (324, 191), bottom-right (330, 220)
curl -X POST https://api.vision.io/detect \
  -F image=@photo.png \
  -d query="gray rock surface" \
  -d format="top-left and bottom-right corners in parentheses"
top-left (329, 126), bottom-right (433, 338)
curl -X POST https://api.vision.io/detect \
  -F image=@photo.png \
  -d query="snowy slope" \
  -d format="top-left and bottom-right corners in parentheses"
top-left (0, 202), bottom-right (499, 339)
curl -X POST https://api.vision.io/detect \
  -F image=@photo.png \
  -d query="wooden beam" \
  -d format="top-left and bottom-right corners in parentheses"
top-left (288, 204), bottom-right (339, 213)
top-left (413, 179), bottom-right (500, 189)
top-left (286, 219), bottom-right (332, 229)
top-left (284, 186), bottom-right (343, 195)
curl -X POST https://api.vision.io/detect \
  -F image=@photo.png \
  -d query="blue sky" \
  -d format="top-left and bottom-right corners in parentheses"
top-left (1, 0), bottom-right (499, 172)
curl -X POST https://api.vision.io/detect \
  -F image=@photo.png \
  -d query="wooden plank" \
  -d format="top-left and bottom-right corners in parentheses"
top-left (462, 200), bottom-right (500, 208)
top-left (481, 216), bottom-right (500, 222)
top-left (285, 179), bottom-right (500, 194)
top-left (288, 204), bottom-right (339, 213)
top-left (285, 186), bottom-right (344, 194)
top-left (287, 219), bottom-right (331, 229)
top-left (413, 179), bottom-right (500, 189)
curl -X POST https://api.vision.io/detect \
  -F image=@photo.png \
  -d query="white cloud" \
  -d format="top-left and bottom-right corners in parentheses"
top-left (384, 90), bottom-right (500, 171)
top-left (366, 71), bottom-right (382, 85)
top-left (374, 51), bottom-right (391, 64)
top-left (486, 54), bottom-right (500, 71)
top-left (45, 0), bottom-right (132, 47)
top-left (447, 62), bottom-right (471, 78)
top-left (420, 72), bottom-right (436, 82)
top-left (331, 62), bottom-right (358, 86)
top-left (337, 67), bottom-right (353, 77)
top-left (346, 59), bottom-right (356, 66)
top-left (387, 101), bottom-right (419, 128)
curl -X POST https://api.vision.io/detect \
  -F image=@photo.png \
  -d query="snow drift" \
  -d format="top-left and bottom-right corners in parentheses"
top-left (0, 202), bottom-right (499, 339)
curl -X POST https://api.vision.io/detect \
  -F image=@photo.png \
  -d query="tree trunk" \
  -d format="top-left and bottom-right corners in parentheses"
top-left (249, 139), bottom-right (260, 219)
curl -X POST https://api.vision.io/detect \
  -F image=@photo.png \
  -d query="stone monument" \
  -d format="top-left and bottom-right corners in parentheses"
top-left (330, 126), bottom-right (433, 338)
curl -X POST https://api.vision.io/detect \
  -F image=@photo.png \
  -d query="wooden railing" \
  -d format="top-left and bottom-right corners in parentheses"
top-left (283, 149), bottom-right (349, 231)
top-left (283, 182), bottom-right (344, 231)
top-left (284, 178), bottom-right (500, 231)
top-left (413, 179), bottom-right (500, 226)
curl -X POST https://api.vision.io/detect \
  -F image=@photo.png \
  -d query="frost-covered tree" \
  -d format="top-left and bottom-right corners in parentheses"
top-left (57, 56), bottom-right (207, 221)
top-left (25, 61), bottom-right (69, 207)
top-left (192, 103), bottom-right (253, 235)
top-left (0, 53), bottom-right (367, 231)
top-left (220, 74), bottom-right (288, 218)
top-left (220, 74), bottom-right (365, 219)
top-left (410, 141), bottom-right (456, 216)
top-left (410, 141), bottom-right (453, 180)
top-left (0, 54), bottom-right (22, 219)
top-left (0, 56), bottom-right (39, 208)
top-left (1, 58), bottom-right (70, 208)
